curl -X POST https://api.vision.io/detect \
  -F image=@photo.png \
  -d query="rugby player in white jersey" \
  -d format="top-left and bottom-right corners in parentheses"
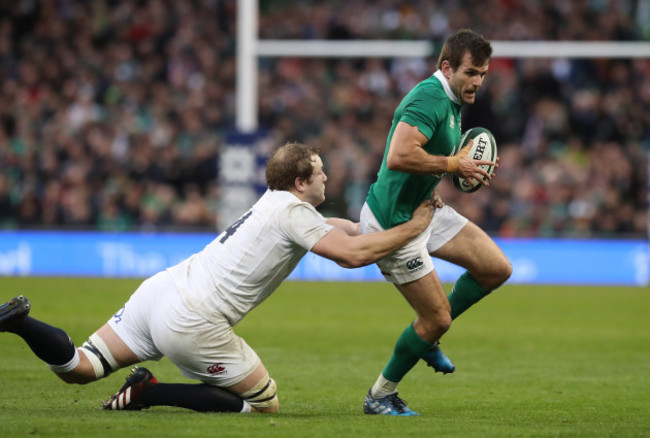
top-left (0, 142), bottom-right (434, 413)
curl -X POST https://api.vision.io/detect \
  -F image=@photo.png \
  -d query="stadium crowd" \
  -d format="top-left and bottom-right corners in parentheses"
top-left (0, 0), bottom-right (648, 237)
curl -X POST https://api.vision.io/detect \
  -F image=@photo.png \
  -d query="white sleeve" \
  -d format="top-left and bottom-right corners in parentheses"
top-left (280, 203), bottom-right (334, 250)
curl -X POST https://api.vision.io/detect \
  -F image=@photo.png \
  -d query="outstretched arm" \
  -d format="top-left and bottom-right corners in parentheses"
top-left (311, 200), bottom-right (433, 268)
top-left (325, 218), bottom-right (361, 236)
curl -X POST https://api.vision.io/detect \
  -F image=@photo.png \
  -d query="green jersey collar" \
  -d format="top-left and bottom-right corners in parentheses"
top-left (434, 70), bottom-right (460, 105)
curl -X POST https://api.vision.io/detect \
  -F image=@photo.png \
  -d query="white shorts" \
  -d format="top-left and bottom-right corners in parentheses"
top-left (360, 202), bottom-right (468, 284)
top-left (108, 270), bottom-right (261, 387)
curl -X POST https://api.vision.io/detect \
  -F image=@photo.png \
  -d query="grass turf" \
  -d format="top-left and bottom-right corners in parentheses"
top-left (0, 277), bottom-right (649, 437)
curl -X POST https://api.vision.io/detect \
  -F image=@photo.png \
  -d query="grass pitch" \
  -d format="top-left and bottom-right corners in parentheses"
top-left (0, 277), bottom-right (649, 437)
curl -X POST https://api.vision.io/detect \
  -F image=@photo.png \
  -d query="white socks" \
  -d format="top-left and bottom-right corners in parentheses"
top-left (370, 374), bottom-right (398, 399)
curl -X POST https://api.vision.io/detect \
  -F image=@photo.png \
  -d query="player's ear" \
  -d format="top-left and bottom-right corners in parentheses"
top-left (293, 176), bottom-right (305, 193)
top-left (441, 60), bottom-right (453, 79)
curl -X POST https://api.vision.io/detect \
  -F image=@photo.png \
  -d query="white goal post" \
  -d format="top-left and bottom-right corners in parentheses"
top-left (237, 0), bottom-right (650, 132)
top-left (235, 0), bottom-right (650, 240)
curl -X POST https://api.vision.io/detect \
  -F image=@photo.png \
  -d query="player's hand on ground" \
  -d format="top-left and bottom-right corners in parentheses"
top-left (449, 140), bottom-right (495, 186)
top-left (430, 191), bottom-right (444, 209)
top-left (411, 200), bottom-right (434, 232)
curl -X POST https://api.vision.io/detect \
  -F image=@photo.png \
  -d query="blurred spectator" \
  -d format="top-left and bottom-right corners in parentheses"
top-left (0, 0), bottom-right (647, 238)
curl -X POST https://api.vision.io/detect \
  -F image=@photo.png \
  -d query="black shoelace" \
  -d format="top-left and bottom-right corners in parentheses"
top-left (388, 393), bottom-right (409, 412)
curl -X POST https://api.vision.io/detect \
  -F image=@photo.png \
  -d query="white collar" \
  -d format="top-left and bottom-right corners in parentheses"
top-left (434, 70), bottom-right (460, 105)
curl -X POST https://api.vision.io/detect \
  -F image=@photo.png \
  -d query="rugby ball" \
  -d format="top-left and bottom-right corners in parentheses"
top-left (451, 127), bottom-right (497, 193)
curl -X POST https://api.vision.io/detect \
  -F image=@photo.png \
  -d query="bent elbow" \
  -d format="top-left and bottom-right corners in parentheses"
top-left (336, 260), bottom-right (355, 269)
top-left (386, 147), bottom-right (407, 170)
top-left (386, 155), bottom-right (401, 171)
top-left (336, 256), bottom-right (360, 269)
top-left (340, 254), bottom-right (374, 269)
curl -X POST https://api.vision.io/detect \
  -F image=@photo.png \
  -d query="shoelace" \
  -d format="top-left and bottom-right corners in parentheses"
top-left (388, 393), bottom-right (409, 412)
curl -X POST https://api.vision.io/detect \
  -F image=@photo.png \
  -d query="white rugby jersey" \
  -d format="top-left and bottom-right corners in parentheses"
top-left (166, 189), bottom-right (334, 326)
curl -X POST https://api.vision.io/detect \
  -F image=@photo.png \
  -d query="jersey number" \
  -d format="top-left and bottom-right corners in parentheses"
top-left (219, 211), bottom-right (252, 243)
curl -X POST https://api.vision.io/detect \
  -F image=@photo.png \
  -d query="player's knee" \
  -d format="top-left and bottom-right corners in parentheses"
top-left (55, 367), bottom-right (96, 385)
top-left (437, 312), bottom-right (452, 334)
top-left (500, 259), bottom-right (513, 283)
top-left (419, 312), bottom-right (451, 340)
top-left (46, 345), bottom-right (96, 384)
top-left (475, 257), bottom-right (512, 291)
top-left (241, 373), bottom-right (279, 413)
top-left (50, 358), bottom-right (97, 385)
top-left (490, 258), bottom-right (512, 288)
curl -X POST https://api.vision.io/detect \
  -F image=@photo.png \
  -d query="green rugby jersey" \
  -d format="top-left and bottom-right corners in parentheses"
top-left (367, 70), bottom-right (463, 229)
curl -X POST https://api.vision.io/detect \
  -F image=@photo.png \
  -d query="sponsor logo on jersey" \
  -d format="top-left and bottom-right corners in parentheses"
top-left (406, 257), bottom-right (424, 272)
top-left (207, 363), bottom-right (227, 376)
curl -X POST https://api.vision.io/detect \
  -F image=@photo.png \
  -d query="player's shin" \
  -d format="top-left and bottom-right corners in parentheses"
top-left (447, 271), bottom-right (491, 319)
top-left (10, 317), bottom-right (79, 371)
top-left (372, 323), bottom-right (431, 397)
top-left (143, 383), bottom-right (251, 412)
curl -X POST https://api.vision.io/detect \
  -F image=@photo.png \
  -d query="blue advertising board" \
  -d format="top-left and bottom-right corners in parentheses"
top-left (0, 231), bottom-right (647, 286)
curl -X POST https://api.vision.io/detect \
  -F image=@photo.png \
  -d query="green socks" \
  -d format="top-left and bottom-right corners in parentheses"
top-left (379, 273), bottom-right (490, 385)
top-left (448, 272), bottom-right (491, 320)
top-left (381, 323), bottom-right (432, 383)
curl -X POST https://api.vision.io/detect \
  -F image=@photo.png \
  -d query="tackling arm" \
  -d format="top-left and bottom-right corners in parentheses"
top-left (311, 200), bottom-right (433, 268)
top-left (325, 218), bottom-right (361, 236)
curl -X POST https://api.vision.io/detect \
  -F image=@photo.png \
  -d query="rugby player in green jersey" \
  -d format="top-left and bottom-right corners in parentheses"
top-left (361, 29), bottom-right (512, 416)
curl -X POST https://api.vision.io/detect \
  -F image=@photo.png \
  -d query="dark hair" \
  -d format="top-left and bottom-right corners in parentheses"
top-left (265, 142), bottom-right (320, 191)
top-left (436, 29), bottom-right (492, 70)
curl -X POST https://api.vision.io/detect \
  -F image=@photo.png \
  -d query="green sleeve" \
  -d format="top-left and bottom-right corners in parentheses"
top-left (400, 96), bottom-right (438, 140)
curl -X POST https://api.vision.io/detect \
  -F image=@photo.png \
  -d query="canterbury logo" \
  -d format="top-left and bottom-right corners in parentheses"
top-left (406, 257), bottom-right (424, 272)
top-left (207, 363), bottom-right (227, 376)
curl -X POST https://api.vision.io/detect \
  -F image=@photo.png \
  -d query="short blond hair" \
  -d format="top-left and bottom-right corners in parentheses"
top-left (265, 142), bottom-right (320, 191)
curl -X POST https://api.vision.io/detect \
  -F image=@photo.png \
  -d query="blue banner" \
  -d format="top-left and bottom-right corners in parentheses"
top-left (218, 130), bottom-right (268, 231)
top-left (0, 231), bottom-right (212, 278)
top-left (0, 231), bottom-right (647, 286)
